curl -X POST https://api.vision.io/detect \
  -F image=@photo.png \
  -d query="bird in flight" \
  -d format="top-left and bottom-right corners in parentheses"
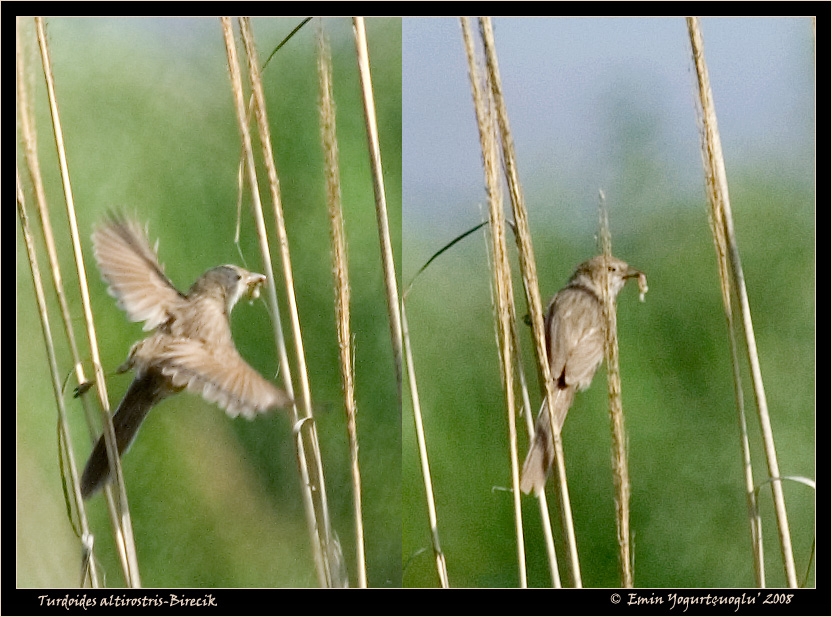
top-left (80, 215), bottom-right (292, 499)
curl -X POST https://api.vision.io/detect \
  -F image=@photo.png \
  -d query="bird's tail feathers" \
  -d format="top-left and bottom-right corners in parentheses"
top-left (80, 372), bottom-right (167, 499)
top-left (520, 386), bottom-right (575, 495)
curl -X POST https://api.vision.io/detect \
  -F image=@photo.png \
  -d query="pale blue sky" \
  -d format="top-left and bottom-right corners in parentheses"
top-left (402, 17), bottom-right (814, 231)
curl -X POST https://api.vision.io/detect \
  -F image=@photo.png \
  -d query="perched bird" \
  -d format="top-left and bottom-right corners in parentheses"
top-left (80, 215), bottom-right (292, 499)
top-left (520, 255), bottom-right (646, 495)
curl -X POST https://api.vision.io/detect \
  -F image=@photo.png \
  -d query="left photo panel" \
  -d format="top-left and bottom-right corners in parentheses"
top-left (16, 17), bottom-right (401, 589)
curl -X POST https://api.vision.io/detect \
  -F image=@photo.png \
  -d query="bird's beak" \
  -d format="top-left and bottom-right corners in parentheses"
top-left (624, 265), bottom-right (642, 280)
top-left (244, 272), bottom-right (267, 301)
top-left (625, 267), bottom-right (648, 302)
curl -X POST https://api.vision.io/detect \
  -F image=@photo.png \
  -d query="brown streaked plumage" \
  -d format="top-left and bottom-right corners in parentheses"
top-left (520, 256), bottom-right (645, 495)
top-left (80, 215), bottom-right (292, 499)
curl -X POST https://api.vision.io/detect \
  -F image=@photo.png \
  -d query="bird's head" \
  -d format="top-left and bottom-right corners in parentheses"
top-left (192, 265), bottom-right (267, 313)
top-left (573, 255), bottom-right (646, 299)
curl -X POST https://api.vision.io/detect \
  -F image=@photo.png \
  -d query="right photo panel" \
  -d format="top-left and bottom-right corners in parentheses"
top-left (401, 16), bottom-right (815, 596)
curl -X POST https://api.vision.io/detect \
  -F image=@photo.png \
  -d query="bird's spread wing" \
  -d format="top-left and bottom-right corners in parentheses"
top-left (93, 215), bottom-right (186, 331)
top-left (155, 338), bottom-right (293, 419)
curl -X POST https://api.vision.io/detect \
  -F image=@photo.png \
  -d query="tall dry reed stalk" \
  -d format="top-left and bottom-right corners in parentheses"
top-left (222, 16), bottom-right (339, 587)
top-left (597, 191), bottom-right (633, 587)
top-left (687, 16), bottom-right (797, 588)
top-left (460, 15), bottom-right (528, 587)
top-left (317, 22), bottom-right (367, 588)
top-left (18, 16), bottom-right (142, 588)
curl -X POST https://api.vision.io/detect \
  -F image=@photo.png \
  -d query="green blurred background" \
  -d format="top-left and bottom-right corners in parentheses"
top-left (17, 17), bottom-right (401, 587)
top-left (402, 18), bottom-right (814, 588)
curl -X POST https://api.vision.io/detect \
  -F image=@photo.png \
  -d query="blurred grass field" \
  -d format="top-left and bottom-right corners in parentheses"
top-left (402, 180), bottom-right (814, 587)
